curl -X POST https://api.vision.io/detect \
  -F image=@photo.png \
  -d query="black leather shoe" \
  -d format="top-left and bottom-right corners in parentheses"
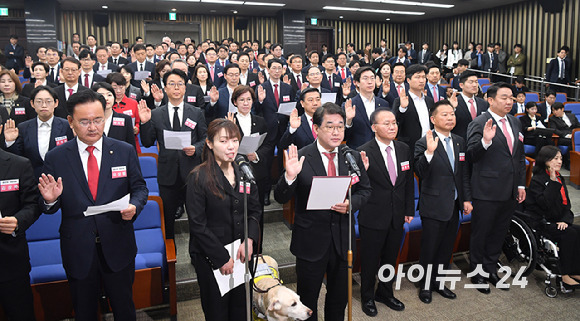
top-left (419, 290), bottom-right (432, 304)
top-left (263, 194), bottom-right (271, 206)
top-left (435, 286), bottom-right (457, 299)
top-left (471, 276), bottom-right (491, 294)
top-left (488, 273), bottom-right (509, 291)
top-left (174, 205), bottom-right (184, 219)
top-left (375, 295), bottom-right (405, 311)
top-left (361, 300), bottom-right (378, 317)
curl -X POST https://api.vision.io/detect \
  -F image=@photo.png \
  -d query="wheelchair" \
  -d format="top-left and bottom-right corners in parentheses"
top-left (497, 211), bottom-right (573, 298)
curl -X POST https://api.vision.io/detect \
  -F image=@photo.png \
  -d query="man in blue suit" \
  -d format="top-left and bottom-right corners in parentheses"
top-left (280, 88), bottom-right (321, 151)
top-left (207, 63), bottom-right (241, 120)
top-left (205, 47), bottom-right (225, 88)
top-left (4, 86), bottom-right (74, 178)
top-left (38, 90), bottom-right (148, 321)
top-left (344, 66), bottom-right (390, 149)
top-left (425, 64), bottom-right (447, 102)
top-left (4, 35), bottom-right (24, 74)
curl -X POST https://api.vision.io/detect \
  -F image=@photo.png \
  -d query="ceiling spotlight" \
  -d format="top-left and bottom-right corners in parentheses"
top-left (386, 18), bottom-right (391, 20)
top-left (232, 10), bottom-right (238, 14)
top-left (102, 5), bottom-right (108, 9)
top-left (339, 15), bottom-right (344, 19)
top-left (171, 8), bottom-right (177, 11)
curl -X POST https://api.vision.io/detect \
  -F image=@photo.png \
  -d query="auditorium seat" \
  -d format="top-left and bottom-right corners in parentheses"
top-left (138, 134), bottom-right (159, 154)
top-left (139, 153), bottom-right (159, 196)
top-left (27, 210), bottom-right (66, 284)
top-left (481, 84), bottom-right (492, 93)
top-left (563, 102), bottom-right (580, 119)
top-left (525, 92), bottom-right (540, 104)
top-left (555, 92), bottom-right (567, 103)
top-left (477, 78), bottom-right (491, 86)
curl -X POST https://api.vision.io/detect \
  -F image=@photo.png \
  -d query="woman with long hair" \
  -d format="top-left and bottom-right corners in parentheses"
top-left (192, 64), bottom-right (214, 95)
top-left (187, 118), bottom-right (262, 320)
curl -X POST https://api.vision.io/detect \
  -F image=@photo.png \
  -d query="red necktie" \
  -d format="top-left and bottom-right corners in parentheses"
top-left (101, 65), bottom-right (105, 70)
top-left (433, 86), bottom-right (438, 101)
top-left (323, 152), bottom-right (336, 176)
top-left (341, 68), bottom-right (346, 80)
top-left (273, 84), bottom-right (280, 107)
top-left (67, 88), bottom-right (74, 99)
top-left (469, 98), bottom-right (477, 120)
top-left (86, 146), bottom-right (99, 200)
top-left (328, 75), bottom-right (332, 88)
top-left (310, 118), bottom-right (317, 139)
top-left (84, 74), bottom-right (89, 87)
top-left (397, 85), bottom-right (402, 96)
top-left (255, 52), bottom-right (258, 60)
top-left (499, 118), bottom-right (513, 154)
top-left (296, 74), bottom-right (302, 89)
top-left (210, 66), bottom-right (215, 81)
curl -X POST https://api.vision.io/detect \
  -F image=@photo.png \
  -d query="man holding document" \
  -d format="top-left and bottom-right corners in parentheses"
top-left (139, 69), bottom-right (207, 239)
top-left (274, 103), bottom-right (371, 321)
top-left (38, 90), bottom-right (148, 321)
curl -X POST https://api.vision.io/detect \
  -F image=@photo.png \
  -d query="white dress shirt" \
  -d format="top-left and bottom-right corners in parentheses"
top-left (80, 70), bottom-right (94, 87)
top-left (37, 116), bottom-right (54, 160)
top-left (316, 141), bottom-right (339, 176)
top-left (361, 94), bottom-right (376, 121)
top-left (240, 71), bottom-right (248, 85)
top-left (399, 91), bottom-right (430, 136)
top-left (65, 83), bottom-right (79, 100)
top-left (237, 112), bottom-right (252, 136)
top-left (484, 110), bottom-right (515, 148)
top-left (375, 138), bottom-right (397, 177)
top-left (168, 101), bottom-right (184, 129)
top-left (514, 103), bottom-right (526, 114)
top-left (104, 112), bottom-right (113, 136)
top-left (77, 137), bottom-right (103, 179)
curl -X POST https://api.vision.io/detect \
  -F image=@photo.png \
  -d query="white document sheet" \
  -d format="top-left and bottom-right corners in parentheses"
top-left (238, 133), bottom-right (267, 155)
top-left (96, 70), bottom-right (112, 77)
top-left (277, 102), bottom-right (295, 116)
top-left (321, 92), bottom-right (337, 104)
top-left (163, 130), bottom-right (191, 150)
top-left (213, 239), bottom-right (246, 296)
top-left (134, 71), bottom-right (151, 81)
top-left (306, 176), bottom-right (351, 210)
top-left (84, 194), bottom-right (130, 216)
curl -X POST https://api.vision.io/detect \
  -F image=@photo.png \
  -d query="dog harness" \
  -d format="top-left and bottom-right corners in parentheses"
top-left (252, 263), bottom-right (282, 321)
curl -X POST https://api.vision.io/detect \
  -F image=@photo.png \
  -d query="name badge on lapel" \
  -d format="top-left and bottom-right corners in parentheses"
top-left (130, 93), bottom-right (137, 99)
top-left (55, 136), bottom-right (68, 146)
top-left (239, 181), bottom-right (251, 194)
top-left (0, 179), bottom-right (19, 192)
top-left (518, 132), bottom-right (524, 143)
top-left (334, 82), bottom-right (341, 87)
top-left (14, 108), bottom-right (25, 115)
top-left (112, 117), bottom-right (125, 126)
top-left (282, 95), bottom-right (290, 102)
top-left (187, 96), bottom-right (196, 103)
top-left (400, 161), bottom-right (410, 171)
top-left (249, 81), bottom-right (256, 87)
top-left (217, 72), bottom-right (223, 78)
top-left (184, 118), bottom-right (197, 130)
top-left (350, 173), bottom-right (360, 185)
top-left (111, 166), bottom-right (127, 179)
top-left (459, 152), bottom-right (465, 162)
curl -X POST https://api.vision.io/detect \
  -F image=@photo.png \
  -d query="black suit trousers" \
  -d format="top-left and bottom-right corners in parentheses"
top-left (419, 202), bottom-right (460, 288)
top-left (296, 240), bottom-right (347, 321)
top-left (191, 253), bottom-right (246, 321)
top-left (470, 199), bottom-right (517, 273)
top-left (159, 177), bottom-right (186, 239)
top-left (0, 275), bottom-right (35, 321)
top-left (542, 223), bottom-right (580, 275)
top-left (359, 224), bottom-right (403, 301)
top-left (68, 243), bottom-right (135, 321)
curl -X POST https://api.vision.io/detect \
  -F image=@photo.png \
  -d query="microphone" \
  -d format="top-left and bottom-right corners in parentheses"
top-left (341, 146), bottom-right (361, 177)
top-left (235, 154), bottom-right (256, 184)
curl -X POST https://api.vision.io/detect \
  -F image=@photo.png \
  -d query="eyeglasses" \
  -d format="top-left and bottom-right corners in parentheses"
top-left (360, 76), bottom-right (374, 82)
top-left (76, 117), bottom-right (105, 127)
top-left (226, 73), bottom-right (240, 77)
top-left (166, 82), bottom-right (185, 88)
top-left (33, 99), bottom-right (55, 106)
top-left (62, 68), bottom-right (79, 73)
top-left (321, 125), bottom-right (345, 133)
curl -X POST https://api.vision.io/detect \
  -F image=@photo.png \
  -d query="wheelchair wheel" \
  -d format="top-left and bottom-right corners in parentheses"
top-left (545, 286), bottom-right (558, 298)
top-left (498, 215), bottom-right (538, 277)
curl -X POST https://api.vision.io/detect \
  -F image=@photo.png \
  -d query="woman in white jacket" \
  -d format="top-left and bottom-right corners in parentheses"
top-left (446, 41), bottom-right (462, 69)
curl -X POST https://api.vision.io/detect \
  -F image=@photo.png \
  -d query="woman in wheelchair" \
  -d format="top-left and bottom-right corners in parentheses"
top-left (525, 145), bottom-right (580, 289)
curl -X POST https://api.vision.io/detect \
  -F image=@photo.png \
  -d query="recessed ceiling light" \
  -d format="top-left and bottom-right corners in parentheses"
top-left (232, 10), bottom-right (238, 14)
top-left (171, 8), bottom-right (177, 11)
top-left (353, 0), bottom-right (454, 8)
top-left (210, 9), bottom-right (217, 12)
top-left (386, 18), bottom-right (391, 20)
top-left (102, 5), bottom-right (108, 9)
top-left (323, 6), bottom-right (424, 15)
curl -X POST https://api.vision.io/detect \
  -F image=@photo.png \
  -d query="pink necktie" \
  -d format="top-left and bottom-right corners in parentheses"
top-left (433, 86), bottom-right (438, 101)
top-left (323, 152), bottom-right (336, 176)
top-left (469, 99), bottom-right (477, 120)
top-left (397, 85), bottom-right (403, 96)
top-left (210, 66), bottom-right (215, 81)
top-left (386, 146), bottom-right (397, 185)
top-left (499, 118), bottom-right (513, 154)
top-left (67, 88), bottom-right (74, 99)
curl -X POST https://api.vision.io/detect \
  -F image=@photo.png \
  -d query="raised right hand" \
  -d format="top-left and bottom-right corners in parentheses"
top-left (38, 174), bottom-right (63, 204)
top-left (284, 144), bottom-right (305, 181)
top-left (482, 118), bottom-right (497, 144)
top-left (257, 85), bottom-right (266, 103)
top-left (3, 119), bottom-right (19, 142)
top-left (151, 84), bottom-right (164, 102)
top-left (289, 108), bottom-right (301, 129)
top-left (209, 86), bottom-right (219, 103)
top-left (399, 89), bottom-right (409, 108)
top-left (141, 80), bottom-right (150, 94)
top-left (345, 98), bottom-right (356, 125)
top-left (360, 150), bottom-right (369, 170)
top-left (425, 130), bottom-right (439, 155)
top-left (138, 100), bottom-right (152, 123)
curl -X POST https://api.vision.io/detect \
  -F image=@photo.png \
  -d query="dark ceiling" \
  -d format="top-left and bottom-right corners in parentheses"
top-left (4, 0), bottom-right (527, 23)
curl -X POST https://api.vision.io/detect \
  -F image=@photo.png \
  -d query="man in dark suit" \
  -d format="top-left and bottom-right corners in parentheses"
top-left (393, 64), bottom-right (434, 148)
top-left (418, 42), bottom-right (433, 65)
top-left (383, 63), bottom-right (409, 106)
top-left (451, 59), bottom-right (469, 91)
top-left (93, 46), bottom-right (118, 74)
top-left (274, 103), bottom-right (371, 321)
top-left (414, 100), bottom-right (472, 303)
top-left (147, 60), bottom-right (205, 111)
top-left (280, 88), bottom-right (321, 151)
top-left (335, 52), bottom-right (352, 82)
top-left (238, 52), bottom-right (259, 90)
top-left (388, 47), bottom-right (411, 67)
top-left (546, 47), bottom-right (571, 93)
top-left (357, 108), bottom-right (413, 316)
top-left (321, 55), bottom-right (343, 94)
top-left (549, 102), bottom-right (579, 167)
top-left (54, 57), bottom-right (92, 118)
top-left (425, 64), bottom-right (446, 102)
top-left (109, 42), bottom-right (129, 67)
top-left (467, 83), bottom-right (526, 293)
top-left (139, 69), bottom-right (207, 239)
top-left (78, 50), bottom-right (105, 89)
top-left (510, 91), bottom-right (527, 116)
top-left (126, 44), bottom-right (156, 78)
top-left (344, 66), bottom-right (390, 149)
top-left (4, 86), bottom-right (74, 178)
top-left (46, 47), bottom-right (62, 85)
top-left (4, 35), bottom-right (24, 74)
top-left (452, 71), bottom-right (488, 140)
top-left (38, 90), bottom-right (148, 320)
top-left (205, 47), bottom-right (225, 89)
top-left (21, 62), bottom-right (58, 98)
top-left (285, 55), bottom-right (305, 95)
top-left (0, 147), bottom-right (40, 321)
top-left (537, 90), bottom-right (557, 123)
top-left (405, 42), bottom-right (417, 64)
top-left (207, 63), bottom-right (241, 120)
top-left (481, 43), bottom-right (499, 75)
top-left (371, 48), bottom-right (384, 72)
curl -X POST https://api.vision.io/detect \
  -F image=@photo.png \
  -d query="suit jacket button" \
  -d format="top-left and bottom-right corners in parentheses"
top-left (234, 210), bottom-right (238, 214)
top-left (236, 222), bottom-right (240, 225)
top-left (234, 199), bottom-right (239, 204)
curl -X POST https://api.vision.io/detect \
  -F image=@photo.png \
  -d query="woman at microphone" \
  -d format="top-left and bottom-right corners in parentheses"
top-left (186, 118), bottom-right (262, 321)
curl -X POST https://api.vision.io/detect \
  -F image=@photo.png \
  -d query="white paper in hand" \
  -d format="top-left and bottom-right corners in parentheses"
top-left (84, 194), bottom-right (130, 216)
top-left (163, 130), bottom-right (191, 150)
top-left (238, 133), bottom-right (267, 155)
top-left (306, 176), bottom-right (351, 210)
top-left (321, 92), bottom-right (337, 104)
top-left (277, 102), bottom-right (295, 116)
top-left (134, 71), bottom-right (151, 81)
top-left (213, 239), bottom-right (246, 296)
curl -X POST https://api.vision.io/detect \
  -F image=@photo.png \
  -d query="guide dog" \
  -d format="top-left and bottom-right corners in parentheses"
top-left (252, 255), bottom-right (312, 321)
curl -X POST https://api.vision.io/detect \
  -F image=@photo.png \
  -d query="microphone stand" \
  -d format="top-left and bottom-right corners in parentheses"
top-left (242, 176), bottom-right (252, 321)
top-left (347, 169), bottom-right (353, 321)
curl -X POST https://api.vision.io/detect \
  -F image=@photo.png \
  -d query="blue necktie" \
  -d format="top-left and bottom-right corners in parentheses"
top-left (477, 54), bottom-right (482, 68)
